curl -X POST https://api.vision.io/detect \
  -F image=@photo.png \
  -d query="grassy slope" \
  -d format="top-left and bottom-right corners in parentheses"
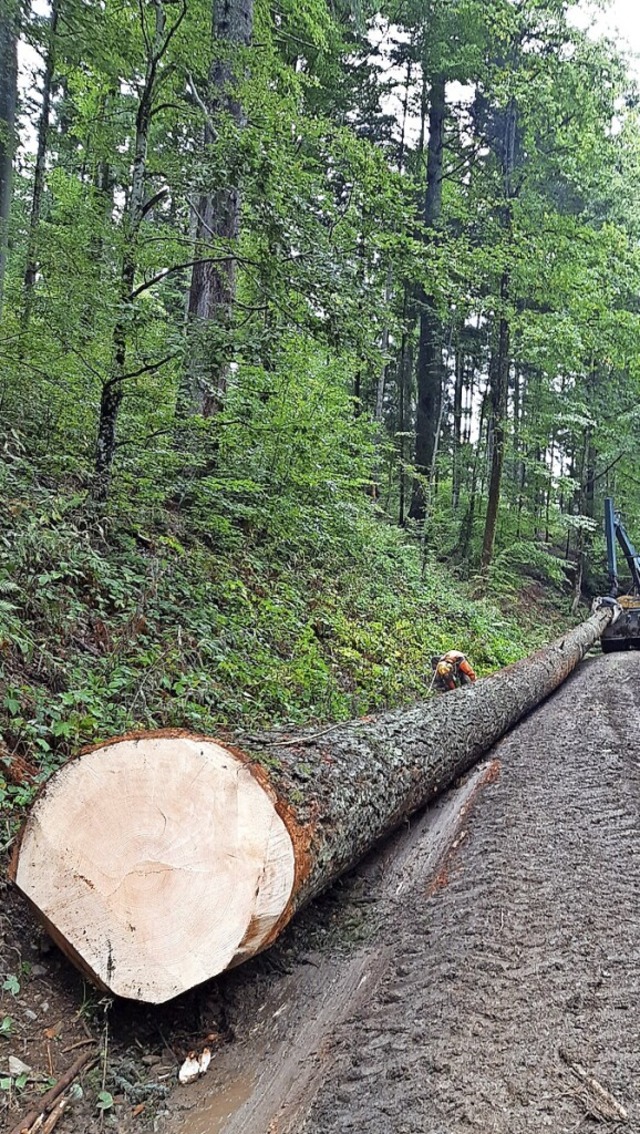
top-left (0, 470), bottom-right (571, 816)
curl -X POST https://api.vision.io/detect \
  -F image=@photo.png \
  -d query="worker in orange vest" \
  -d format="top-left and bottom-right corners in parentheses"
top-left (431, 650), bottom-right (477, 692)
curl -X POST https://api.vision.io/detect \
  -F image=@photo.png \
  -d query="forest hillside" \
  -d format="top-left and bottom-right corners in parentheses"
top-left (2, 0), bottom-right (640, 805)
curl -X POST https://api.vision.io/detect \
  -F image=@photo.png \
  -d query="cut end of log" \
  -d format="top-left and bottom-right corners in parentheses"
top-left (12, 735), bottom-right (295, 1003)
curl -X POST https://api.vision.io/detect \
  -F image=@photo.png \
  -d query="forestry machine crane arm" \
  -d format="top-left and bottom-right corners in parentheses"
top-left (602, 497), bottom-right (640, 652)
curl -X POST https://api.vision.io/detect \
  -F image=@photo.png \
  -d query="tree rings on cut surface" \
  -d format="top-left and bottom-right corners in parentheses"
top-left (12, 735), bottom-right (296, 1003)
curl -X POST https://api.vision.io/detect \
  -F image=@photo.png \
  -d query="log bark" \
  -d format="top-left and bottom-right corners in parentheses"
top-left (10, 609), bottom-right (611, 1004)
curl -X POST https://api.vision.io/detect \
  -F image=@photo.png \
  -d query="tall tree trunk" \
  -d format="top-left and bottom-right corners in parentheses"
top-left (0, 0), bottom-right (18, 320)
top-left (177, 0), bottom-right (254, 422)
top-left (480, 271), bottom-right (510, 571)
top-left (23, 0), bottom-right (60, 325)
top-left (11, 608), bottom-right (613, 1003)
top-left (480, 98), bottom-right (518, 572)
top-left (514, 367), bottom-right (527, 535)
top-left (409, 74), bottom-right (446, 522)
top-left (80, 96), bottom-right (115, 339)
top-left (511, 364), bottom-right (521, 484)
top-left (371, 271), bottom-right (393, 500)
top-left (375, 270), bottom-right (392, 425)
top-left (397, 322), bottom-right (413, 527)
top-left (544, 432), bottom-right (558, 543)
top-left (571, 367), bottom-right (598, 610)
top-left (456, 384), bottom-right (488, 560)
top-left (91, 0), bottom-right (177, 501)
top-left (462, 361), bottom-right (474, 447)
top-left (452, 344), bottom-right (464, 511)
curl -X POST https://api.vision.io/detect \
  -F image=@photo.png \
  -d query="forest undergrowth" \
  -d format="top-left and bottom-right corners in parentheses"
top-left (0, 437), bottom-right (572, 839)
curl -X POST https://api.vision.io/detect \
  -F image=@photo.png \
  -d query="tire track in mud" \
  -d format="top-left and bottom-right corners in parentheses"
top-left (303, 652), bottom-right (640, 1134)
top-left (165, 760), bottom-right (496, 1134)
top-left (166, 652), bottom-right (640, 1134)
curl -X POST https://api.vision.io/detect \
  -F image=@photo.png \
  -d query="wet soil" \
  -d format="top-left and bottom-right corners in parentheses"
top-left (2, 651), bottom-right (639, 1132)
top-left (167, 651), bottom-right (640, 1134)
top-left (301, 651), bottom-right (640, 1134)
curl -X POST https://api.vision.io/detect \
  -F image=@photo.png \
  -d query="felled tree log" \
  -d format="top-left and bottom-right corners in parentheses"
top-left (10, 608), bottom-right (610, 1003)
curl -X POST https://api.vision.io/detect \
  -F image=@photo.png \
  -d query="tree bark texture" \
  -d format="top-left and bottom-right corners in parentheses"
top-left (11, 608), bottom-right (611, 1003)
top-left (410, 74), bottom-right (446, 522)
top-left (179, 0), bottom-right (254, 420)
top-left (0, 0), bottom-right (18, 319)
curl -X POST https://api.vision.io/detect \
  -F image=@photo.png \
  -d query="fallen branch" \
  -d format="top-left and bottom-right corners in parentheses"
top-left (8, 1051), bottom-right (97, 1134)
top-left (560, 1049), bottom-right (628, 1123)
top-left (33, 1093), bottom-right (68, 1134)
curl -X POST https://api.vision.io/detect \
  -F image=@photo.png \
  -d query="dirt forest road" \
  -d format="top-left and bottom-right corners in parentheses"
top-left (167, 651), bottom-right (640, 1134)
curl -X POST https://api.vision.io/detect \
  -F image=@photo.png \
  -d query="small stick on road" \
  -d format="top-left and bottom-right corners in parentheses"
top-left (560, 1049), bottom-right (628, 1123)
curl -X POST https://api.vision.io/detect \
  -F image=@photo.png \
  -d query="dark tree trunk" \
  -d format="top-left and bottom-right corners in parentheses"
top-left (178, 0), bottom-right (255, 421)
top-left (452, 344), bottom-right (464, 511)
top-left (480, 270), bottom-right (510, 571)
top-left (397, 322), bottom-right (413, 527)
top-left (0, 0), bottom-right (18, 319)
top-left (376, 270), bottom-right (392, 424)
top-left (23, 0), bottom-right (60, 324)
top-left (456, 385), bottom-right (488, 560)
top-left (409, 74), bottom-right (446, 522)
top-left (462, 363), bottom-right (474, 446)
top-left (480, 98), bottom-right (518, 572)
top-left (91, 0), bottom-right (179, 501)
top-left (571, 372), bottom-right (597, 612)
top-left (514, 367), bottom-right (527, 535)
top-left (11, 609), bottom-right (613, 1003)
top-left (545, 435), bottom-right (555, 542)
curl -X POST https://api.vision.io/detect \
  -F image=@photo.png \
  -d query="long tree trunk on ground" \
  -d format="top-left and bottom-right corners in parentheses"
top-left (23, 0), bottom-right (60, 325)
top-left (0, 0), bottom-right (18, 320)
top-left (11, 607), bottom-right (612, 1004)
top-left (409, 74), bottom-right (446, 521)
top-left (177, 0), bottom-right (254, 422)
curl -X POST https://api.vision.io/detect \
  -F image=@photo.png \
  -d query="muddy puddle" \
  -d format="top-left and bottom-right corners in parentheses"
top-left (177, 1074), bottom-right (255, 1134)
